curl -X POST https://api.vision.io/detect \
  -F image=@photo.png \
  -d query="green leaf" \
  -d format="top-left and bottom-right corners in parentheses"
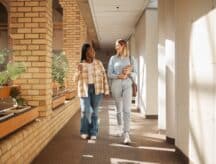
top-left (0, 71), bottom-right (9, 85)
top-left (7, 62), bottom-right (26, 80)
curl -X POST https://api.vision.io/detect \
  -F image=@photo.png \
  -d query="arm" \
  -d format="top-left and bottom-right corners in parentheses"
top-left (99, 62), bottom-right (110, 95)
top-left (73, 63), bottom-right (81, 83)
top-left (107, 56), bottom-right (118, 79)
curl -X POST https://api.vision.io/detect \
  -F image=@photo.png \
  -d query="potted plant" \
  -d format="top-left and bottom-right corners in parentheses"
top-left (0, 49), bottom-right (26, 98)
top-left (52, 51), bottom-right (68, 91)
top-left (51, 51), bottom-right (68, 108)
top-left (0, 50), bottom-right (39, 139)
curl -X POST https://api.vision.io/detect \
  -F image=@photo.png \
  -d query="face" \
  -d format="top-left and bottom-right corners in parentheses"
top-left (115, 42), bottom-right (124, 55)
top-left (86, 47), bottom-right (95, 59)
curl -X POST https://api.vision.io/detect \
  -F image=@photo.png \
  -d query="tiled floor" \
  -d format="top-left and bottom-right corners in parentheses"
top-left (32, 98), bottom-right (184, 164)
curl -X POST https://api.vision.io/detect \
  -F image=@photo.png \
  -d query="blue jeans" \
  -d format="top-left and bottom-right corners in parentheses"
top-left (80, 84), bottom-right (103, 136)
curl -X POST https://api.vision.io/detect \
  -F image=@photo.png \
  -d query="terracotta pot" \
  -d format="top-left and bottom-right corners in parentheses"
top-left (0, 86), bottom-right (11, 98)
top-left (0, 85), bottom-right (21, 99)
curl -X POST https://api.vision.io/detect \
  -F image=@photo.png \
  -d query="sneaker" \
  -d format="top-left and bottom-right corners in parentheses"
top-left (123, 132), bottom-right (131, 144)
top-left (90, 136), bottom-right (97, 140)
top-left (80, 134), bottom-right (88, 140)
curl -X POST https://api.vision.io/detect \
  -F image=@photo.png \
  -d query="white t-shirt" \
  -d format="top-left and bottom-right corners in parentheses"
top-left (87, 63), bottom-right (94, 84)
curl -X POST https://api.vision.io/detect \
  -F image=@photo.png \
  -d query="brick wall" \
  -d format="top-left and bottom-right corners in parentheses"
top-left (9, 0), bottom-right (53, 117)
top-left (0, 98), bottom-right (80, 163)
top-left (0, 0), bottom-right (90, 163)
top-left (60, 0), bottom-right (87, 90)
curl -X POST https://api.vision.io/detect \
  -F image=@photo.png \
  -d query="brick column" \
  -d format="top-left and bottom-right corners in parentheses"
top-left (80, 15), bottom-right (88, 44)
top-left (9, 0), bottom-right (53, 117)
top-left (60, 0), bottom-right (87, 90)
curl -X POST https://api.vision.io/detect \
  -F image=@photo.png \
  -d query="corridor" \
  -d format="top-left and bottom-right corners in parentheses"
top-left (32, 98), bottom-right (183, 164)
top-left (0, 0), bottom-right (216, 163)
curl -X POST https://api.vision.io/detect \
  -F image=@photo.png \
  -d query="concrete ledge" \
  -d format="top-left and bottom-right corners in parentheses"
top-left (0, 98), bottom-right (80, 163)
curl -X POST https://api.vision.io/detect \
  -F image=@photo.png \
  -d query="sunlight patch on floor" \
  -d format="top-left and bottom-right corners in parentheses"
top-left (110, 158), bottom-right (160, 164)
top-left (110, 143), bottom-right (175, 152)
top-left (137, 146), bottom-right (175, 152)
top-left (88, 140), bottom-right (96, 144)
top-left (82, 154), bottom-right (94, 158)
top-left (108, 110), bottom-right (120, 136)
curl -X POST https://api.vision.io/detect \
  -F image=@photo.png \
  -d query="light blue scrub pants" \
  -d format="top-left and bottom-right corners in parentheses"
top-left (111, 78), bottom-right (132, 133)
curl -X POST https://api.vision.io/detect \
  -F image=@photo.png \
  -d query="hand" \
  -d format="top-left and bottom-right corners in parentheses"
top-left (122, 65), bottom-right (132, 75)
top-left (77, 63), bottom-right (83, 72)
top-left (118, 74), bottom-right (128, 79)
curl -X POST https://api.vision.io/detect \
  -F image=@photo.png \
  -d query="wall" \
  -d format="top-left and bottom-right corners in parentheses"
top-left (158, 0), bottom-right (176, 138)
top-left (60, 0), bottom-right (87, 90)
top-left (0, 1), bottom-right (8, 49)
top-left (0, 0), bottom-right (90, 163)
top-left (53, 8), bottom-right (63, 51)
top-left (175, 0), bottom-right (216, 163)
top-left (135, 12), bottom-right (147, 114)
top-left (135, 9), bottom-right (158, 116)
top-left (189, 3), bottom-right (216, 164)
top-left (157, 0), bottom-right (166, 130)
top-left (0, 98), bottom-right (80, 163)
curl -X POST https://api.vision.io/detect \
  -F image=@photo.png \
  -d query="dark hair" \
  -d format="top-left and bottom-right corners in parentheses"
top-left (81, 43), bottom-right (91, 62)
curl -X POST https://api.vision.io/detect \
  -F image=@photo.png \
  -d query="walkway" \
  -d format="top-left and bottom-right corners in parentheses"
top-left (32, 98), bottom-right (184, 164)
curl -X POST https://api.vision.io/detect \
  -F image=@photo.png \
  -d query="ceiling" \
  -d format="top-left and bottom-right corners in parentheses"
top-left (88, 0), bottom-right (158, 49)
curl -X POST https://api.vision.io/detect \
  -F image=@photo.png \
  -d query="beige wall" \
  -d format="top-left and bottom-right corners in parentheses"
top-left (135, 12), bottom-right (146, 114)
top-left (158, 0), bottom-right (166, 130)
top-left (189, 4), bottom-right (216, 164)
top-left (135, 9), bottom-right (158, 115)
top-left (158, 0), bottom-right (176, 137)
top-left (159, 0), bottom-right (216, 163)
top-left (175, 0), bottom-right (216, 163)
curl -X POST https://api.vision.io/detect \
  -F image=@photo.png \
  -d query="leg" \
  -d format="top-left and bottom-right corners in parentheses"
top-left (89, 92), bottom-right (103, 136)
top-left (122, 85), bottom-right (132, 133)
top-left (115, 98), bottom-right (123, 126)
top-left (80, 96), bottom-right (92, 135)
top-left (122, 84), bottom-right (132, 144)
top-left (111, 80), bottom-right (123, 126)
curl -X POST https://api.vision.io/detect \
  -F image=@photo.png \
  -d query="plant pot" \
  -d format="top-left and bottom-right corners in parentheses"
top-left (52, 95), bottom-right (65, 109)
top-left (0, 86), bottom-right (11, 98)
top-left (65, 90), bottom-right (76, 100)
top-left (0, 106), bottom-right (39, 139)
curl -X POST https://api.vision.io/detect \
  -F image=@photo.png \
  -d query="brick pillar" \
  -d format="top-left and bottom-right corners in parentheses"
top-left (9, 0), bottom-right (53, 117)
top-left (80, 15), bottom-right (88, 44)
top-left (60, 0), bottom-right (87, 90)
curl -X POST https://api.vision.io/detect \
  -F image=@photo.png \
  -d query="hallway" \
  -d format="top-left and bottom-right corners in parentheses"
top-left (32, 98), bottom-right (183, 164)
top-left (0, 0), bottom-right (216, 163)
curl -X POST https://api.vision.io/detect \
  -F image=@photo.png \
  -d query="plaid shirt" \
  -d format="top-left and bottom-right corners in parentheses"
top-left (74, 59), bottom-right (110, 97)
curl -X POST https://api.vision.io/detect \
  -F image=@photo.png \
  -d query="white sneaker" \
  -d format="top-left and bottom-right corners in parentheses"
top-left (90, 136), bottom-right (97, 140)
top-left (123, 132), bottom-right (131, 144)
top-left (80, 134), bottom-right (88, 140)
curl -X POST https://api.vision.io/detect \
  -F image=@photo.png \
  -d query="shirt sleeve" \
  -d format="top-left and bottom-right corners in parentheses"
top-left (99, 61), bottom-right (110, 95)
top-left (73, 65), bottom-right (81, 83)
top-left (107, 56), bottom-right (118, 79)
